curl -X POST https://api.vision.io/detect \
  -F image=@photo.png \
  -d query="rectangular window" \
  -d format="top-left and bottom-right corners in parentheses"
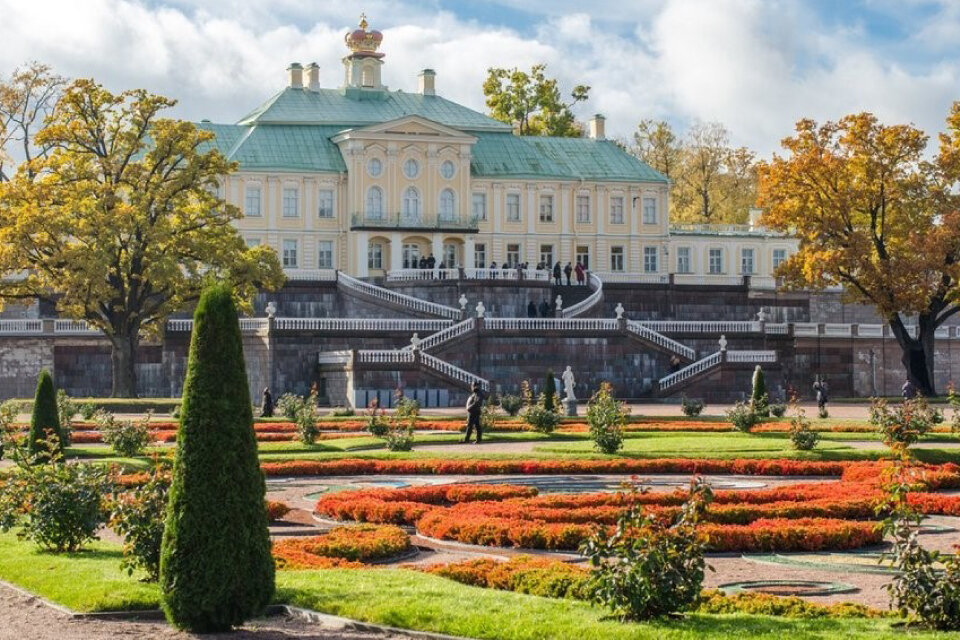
top-left (610, 246), bottom-right (624, 272)
top-left (475, 243), bottom-right (486, 268)
top-left (317, 241), bottom-right (333, 268)
top-left (368, 243), bottom-right (383, 270)
top-left (506, 243), bottom-right (521, 267)
top-left (772, 248), bottom-right (787, 270)
top-left (443, 243), bottom-right (458, 268)
top-left (643, 246), bottom-right (659, 273)
top-left (576, 194), bottom-right (590, 223)
top-left (245, 237), bottom-right (261, 248)
top-left (282, 187), bottom-right (299, 218)
top-left (539, 244), bottom-right (554, 267)
top-left (676, 247), bottom-right (691, 274)
top-left (317, 189), bottom-right (334, 218)
top-left (708, 248), bottom-right (723, 274)
top-left (472, 193), bottom-right (487, 221)
top-left (609, 196), bottom-right (624, 224)
top-left (244, 186), bottom-right (262, 217)
top-left (740, 248), bottom-right (755, 274)
top-left (506, 193), bottom-right (521, 222)
top-left (642, 196), bottom-right (657, 224)
top-left (539, 194), bottom-right (554, 222)
top-left (402, 244), bottom-right (421, 269)
top-left (575, 245), bottom-right (590, 270)
top-left (282, 239), bottom-right (298, 268)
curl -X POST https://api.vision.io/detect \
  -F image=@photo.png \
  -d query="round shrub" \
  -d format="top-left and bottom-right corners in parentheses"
top-left (586, 382), bottom-right (627, 454)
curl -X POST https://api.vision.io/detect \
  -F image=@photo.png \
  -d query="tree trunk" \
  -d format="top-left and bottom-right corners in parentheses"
top-left (110, 330), bottom-right (140, 398)
top-left (889, 314), bottom-right (937, 397)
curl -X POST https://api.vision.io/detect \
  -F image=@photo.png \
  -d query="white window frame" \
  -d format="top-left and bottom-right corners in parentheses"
top-left (282, 186), bottom-right (300, 218)
top-left (609, 196), bottom-right (624, 224)
top-left (317, 240), bottom-right (334, 269)
top-left (367, 157), bottom-right (383, 178)
top-left (506, 243), bottom-right (521, 266)
top-left (643, 246), bottom-right (658, 273)
top-left (540, 244), bottom-right (554, 267)
top-left (506, 193), bottom-right (521, 222)
top-left (642, 196), bottom-right (657, 225)
top-left (282, 239), bottom-right (299, 268)
top-left (676, 247), bottom-right (691, 274)
top-left (368, 242), bottom-right (383, 270)
top-left (317, 188), bottom-right (334, 219)
top-left (440, 160), bottom-right (456, 180)
top-left (402, 186), bottom-right (421, 221)
top-left (575, 245), bottom-right (590, 270)
top-left (439, 189), bottom-right (457, 221)
top-left (740, 248), bottom-right (755, 274)
top-left (366, 186), bottom-right (384, 220)
top-left (244, 185), bottom-right (262, 217)
top-left (539, 194), bottom-right (554, 223)
top-left (245, 237), bottom-right (261, 248)
top-left (708, 248), bottom-right (723, 274)
top-left (575, 194), bottom-right (590, 223)
top-left (475, 243), bottom-right (487, 268)
top-left (772, 248), bottom-right (787, 270)
top-left (471, 192), bottom-right (487, 221)
top-left (403, 158), bottom-right (420, 179)
top-left (610, 246), bottom-right (624, 272)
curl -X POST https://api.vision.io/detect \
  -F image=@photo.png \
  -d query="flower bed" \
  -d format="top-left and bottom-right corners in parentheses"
top-left (272, 524), bottom-right (410, 569)
top-left (266, 500), bottom-right (291, 520)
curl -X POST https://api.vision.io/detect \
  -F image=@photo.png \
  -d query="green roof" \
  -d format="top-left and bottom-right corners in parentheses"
top-left (238, 87), bottom-right (511, 132)
top-left (198, 123), bottom-right (347, 173)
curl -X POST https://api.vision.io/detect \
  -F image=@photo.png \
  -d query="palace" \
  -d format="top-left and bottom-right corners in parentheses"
top-left (200, 17), bottom-right (796, 285)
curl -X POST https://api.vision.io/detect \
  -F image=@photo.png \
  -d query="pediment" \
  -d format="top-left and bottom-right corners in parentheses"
top-left (332, 115), bottom-right (477, 144)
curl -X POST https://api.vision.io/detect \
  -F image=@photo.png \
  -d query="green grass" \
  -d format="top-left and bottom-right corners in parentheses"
top-left (0, 532), bottom-right (950, 639)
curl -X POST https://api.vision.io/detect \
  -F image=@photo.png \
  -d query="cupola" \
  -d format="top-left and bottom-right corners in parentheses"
top-left (343, 14), bottom-right (387, 93)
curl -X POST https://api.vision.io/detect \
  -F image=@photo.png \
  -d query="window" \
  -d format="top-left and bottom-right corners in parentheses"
top-left (506, 243), bottom-right (521, 267)
top-left (576, 194), bottom-right (590, 223)
top-left (402, 187), bottom-right (421, 222)
top-left (475, 243), bottom-right (486, 268)
top-left (439, 189), bottom-right (456, 221)
top-left (366, 186), bottom-right (383, 220)
top-left (361, 65), bottom-right (374, 87)
top-left (708, 248), bottom-right (723, 274)
top-left (676, 247), bottom-right (691, 274)
top-left (368, 243), bottom-right (383, 270)
top-left (609, 196), bottom-right (624, 224)
top-left (643, 246), bottom-right (659, 273)
top-left (317, 241), bottom-right (334, 268)
top-left (402, 243), bottom-right (421, 269)
top-left (440, 160), bottom-right (455, 179)
top-left (740, 248), bottom-right (755, 274)
top-left (642, 196), bottom-right (657, 224)
top-left (772, 248), bottom-right (787, 270)
top-left (367, 157), bottom-right (383, 177)
top-left (244, 185), bottom-right (262, 217)
top-left (506, 193), bottom-right (521, 222)
top-left (282, 187), bottom-right (299, 218)
top-left (539, 194), bottom-right (554, 222)
top-left (403, 158), bottom-right (419, 179)
top-left (471, 193), bottom-right (487, 221)
top-left (317, 189), bottom-right (334, 218)
top-left (610, 246), bottom-right (624, 272)
top-left (576, 245), bottom-right (590, 270)
top-left (245, 237), bottom-right (261, 248)
top-left (443, 243), bottom-right (458, 268)
top-left (539, 244), bottom-right (554, 267)
top-left (282, 239), bottom-right (298, 268)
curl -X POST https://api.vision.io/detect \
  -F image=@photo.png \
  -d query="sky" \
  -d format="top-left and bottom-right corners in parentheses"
top-left (2, 0), bottom-right (960, 156)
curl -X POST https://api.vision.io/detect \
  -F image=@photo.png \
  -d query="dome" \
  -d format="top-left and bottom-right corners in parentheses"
top-left (345, 14), bottom-right (383, 54)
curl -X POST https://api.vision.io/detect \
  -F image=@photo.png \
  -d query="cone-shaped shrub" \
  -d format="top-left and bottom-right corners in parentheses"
top-left (159, 285), bottom-right (274, 632)
top-left (545, 370), bottom-right (557, 411)
top-left (751, 365), bottom-right (769, 417)
top-left (29, 369), bottom-right (63, 459)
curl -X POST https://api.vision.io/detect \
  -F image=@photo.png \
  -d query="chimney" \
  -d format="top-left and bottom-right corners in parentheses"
top-left (589, 114), bottom-right (606, 140)
top-left (748, 207), bottom-right (764, 230)
top-left (287, 62), bottom-right (303, 89)
top-left (305, 62), bottom-right (320, 91)
top-left (418, 68), bottom-right (436, 96)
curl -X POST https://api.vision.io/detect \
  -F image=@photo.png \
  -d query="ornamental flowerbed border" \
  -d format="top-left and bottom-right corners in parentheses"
top-left (272, 524), bottom-right (411, 569)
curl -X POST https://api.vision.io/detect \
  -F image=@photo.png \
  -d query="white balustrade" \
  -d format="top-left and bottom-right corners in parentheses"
top-left (793, 322), bottom-right (819, 337)
top-left (284, 269), bottom-right (338, 281)
top-left (420, 352), bottom-right (489, 391)
top-left (823, 323), bottom-right (853, 337)
top-left (356, 350), bottom-right (416, 365)
top-left (639, 321), bottom-right (760, 334)
top-left (54, 319), bottom-right (100, 335)
top-left (591, 272), bottom-right (669, 284)
top-left (725, 350), bottom-right (778, 363)
top-left (483, 318), bottom-right (619, 332)
top-left (386, 269), bottom-right (459, 282)
top-left (562, 272), bottom-right (604, 318)
top-left (658, 352), bottom-right (723, 390)
top-left (166, 319), bottom-right (193, 332)
top-left (274, 318), bottom-right (452, 332)
top-left (673, 274), bottom-right (744, 287)
top-left (317, 350), bottom-right (353, 365)
top-left (0, 319), bottom-right (43, 334)
top-left (401, 318), bottom-right (475, 352)
top-left (765, 323), bottom-right (789, 334)
top-left (855, 324), bottom-right (883, 338)
top-left (337, 272), bottom-right (460, 320)
top-left (625, 321), bottom-right (697, 361)
top-left (239, 318), bottom-right (269, 332)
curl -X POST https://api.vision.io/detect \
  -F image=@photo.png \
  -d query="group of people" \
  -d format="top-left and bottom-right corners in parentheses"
top-left (527, 300), bottom-right (556, 318)
top-left (552, 261), bottom-right (586, 287)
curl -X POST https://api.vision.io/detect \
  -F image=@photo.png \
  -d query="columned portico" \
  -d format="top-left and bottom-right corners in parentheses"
top-left (431, 235), bottom-right (443, 265)
top-left (355, 231), bottom-right (370, 277)
top-left (390, 232), bottom-right (403, 271)
top-left (464, 236), bottom-right (476, 269)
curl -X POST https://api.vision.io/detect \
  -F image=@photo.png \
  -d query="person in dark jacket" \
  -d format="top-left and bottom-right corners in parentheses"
top-left (463, 382), bottom-right (485, 443)
top-left (427, 254), bottom-right (436, 269)
top-left (553, 262), bottom-right (562, 285)
top-left (539, 300), bottom-right (551, 318)
top-left (261, 387), bottom-right (274, 418)
top-left (563, 262), bottom-right (573, 286)
top-left (527, 301), bottom-right (538, 318)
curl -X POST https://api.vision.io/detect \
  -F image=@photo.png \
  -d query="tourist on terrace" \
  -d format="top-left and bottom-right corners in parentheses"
top-left (539, 300), bottom-right (551, 318)
top-left (564, 262), bottom-right (573, 286)
top-left (553, 261), bottom-right (562, 285)
top-left (463, 381), bottom-right (485, 444)
top-left (517, 263), bottom-right (524, 281)
top-left (427, 254), bottom-right (436, 269)
top-left (527, 301), bottom-right (537, 318)
top-left (575, 261), bottom-right (586, 285)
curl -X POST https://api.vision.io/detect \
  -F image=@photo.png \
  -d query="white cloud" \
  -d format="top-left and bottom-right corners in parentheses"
top-left (0, 0), bottom-right (958, 157)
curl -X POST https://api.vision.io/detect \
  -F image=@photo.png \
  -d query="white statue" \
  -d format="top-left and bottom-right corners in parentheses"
top-left (476, 301), bottom-right (485, 318)
top-left (410, 333), bottom-right (421, 351)
top-left (756, 308), bottom-right (768, 323)
top-left (555, 295), bottom-right (563, 311)
top-left (265, 301), bottom-right (277, 319)
top-left (458, 294), bottom-right (468, 310)
top-left (718, 334), bottom-right (728, 352)
top-left (562, 366), bottom-right (576, 401)
top-left (614, 302), bottom-right (625, 320)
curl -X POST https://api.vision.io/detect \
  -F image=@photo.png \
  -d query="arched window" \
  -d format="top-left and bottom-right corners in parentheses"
top-left (361, 64), bottom-right (375, 87)
top-left (366, 186), bottom-right (383, 220)
top-left (402, 187), bottom-right (421, 223)
top-left (439, 189), bottom-right (456, 221)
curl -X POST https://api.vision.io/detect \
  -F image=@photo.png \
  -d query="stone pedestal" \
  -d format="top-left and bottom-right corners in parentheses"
top-left (564, 398), bottom-right (578, 417)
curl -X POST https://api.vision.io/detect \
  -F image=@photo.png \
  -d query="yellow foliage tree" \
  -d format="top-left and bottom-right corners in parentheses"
top-left (0, 79), bottom-right (284, 397)
top-left (758, 111), bottom-right (960, 395)
top-left (482, 64), bottom-right (589, 137)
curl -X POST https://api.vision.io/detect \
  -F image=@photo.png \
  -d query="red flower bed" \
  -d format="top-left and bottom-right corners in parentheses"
top-left (272, 524), bottom-right (410, 569)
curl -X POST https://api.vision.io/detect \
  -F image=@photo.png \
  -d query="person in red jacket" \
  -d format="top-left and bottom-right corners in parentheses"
top-left (574, 261), bottom-right (585, 285)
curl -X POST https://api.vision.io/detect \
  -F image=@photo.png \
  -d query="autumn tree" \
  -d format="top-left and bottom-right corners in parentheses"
top-left (482, 64), bottom-right (589, 137)
top-left (758, 111), bottom-right (960, 396)
top-left (0, 79), bottom-right (284, 397)
top-left (0, 62), bottom-right (66, 181)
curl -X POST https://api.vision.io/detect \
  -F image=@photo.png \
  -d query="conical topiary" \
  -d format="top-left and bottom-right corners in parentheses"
top-left (751, 365), bottom-right (769, 417)
top-left (544, 370), bottom-right (557, 412)
top-left (29, 369), bottom-right (63, 459)
top-left (159, 285), bottom-right (274, 632)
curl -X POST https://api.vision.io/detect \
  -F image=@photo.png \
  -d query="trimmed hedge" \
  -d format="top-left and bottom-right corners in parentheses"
top-left (28, 370), bottom-right (63, 458)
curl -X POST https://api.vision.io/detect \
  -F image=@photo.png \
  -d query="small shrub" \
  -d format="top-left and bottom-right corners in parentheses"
top-left (266, 501), bottom-right (291, 521)
top-left (365, 400), bottom-right (388, 437)
top-left (109, 468), bottom-right (170, 580)
top-left (726, 401), bottom-right (759, 433)
top-left (0, 400), bottom-right (18, 460)
top-left (520, 379), bottom-right (560, 433)
top-left (769, 403), bottom-right (787, 418)
top-left (500, 394), bottom-right (523, 417)
top-left (750, 367), bottom-right (769, 418)
top-left (171, 405), bottom-right (181, 420)
top-left (680, 395), bottom-right (704, 417)
top-left (384, 427), bottom-right (414, 452)
top-left (331, 406), bottom-right (355, 417)
top-left (581, 478), bottom-right (713, 621)
top-left (277, 392), bottom-right (301, 421)
top-left (295, 390), bottom-right (320, 444)
top-left (788, 406), bottom-right (820, 451)
top-left (96, 410), bottom-right (152, 457)
top-left (870, 397), bottom-right (934, 447)
top-left (393, 393), bottom-right (420, 429)
top-left (544, 371), bottom-right (557, 412)
top-left (480, 401), bottom-right (500, 434)
top-left (79, 402), bottom-right (98, 420)
top-left (586, 382), bottom-right (628, 454)
top-left (56, 390), bottom-right (77, 446)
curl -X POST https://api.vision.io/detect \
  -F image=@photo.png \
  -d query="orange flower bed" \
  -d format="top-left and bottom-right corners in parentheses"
top-left (272, 524), bottom-right (410, 569)
top-left (266, 500), bottom-right (291, 520)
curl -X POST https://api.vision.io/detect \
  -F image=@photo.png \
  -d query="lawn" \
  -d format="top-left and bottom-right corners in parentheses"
top-left (0, 532), bottom-right (949, 639)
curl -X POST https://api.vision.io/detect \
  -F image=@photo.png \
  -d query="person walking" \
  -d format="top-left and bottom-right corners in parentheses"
top-left (575, 261), bottom-right (585, 285)
top-left (563, 262), bottom-right (573, 286)
top-left (463, 382), bottom-right (485, 443)
top-left (527, 300), bottom-right (537, 318)
top-left (813, 376), bottom-right (828, 411)
top-left (553, 261), bottom-right (562, 286)
top-left (902, 379), bottom-right (918, 400)
top-left (261, 387), bottom-right (274, 418)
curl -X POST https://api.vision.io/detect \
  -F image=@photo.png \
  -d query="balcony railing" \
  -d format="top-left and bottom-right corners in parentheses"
top-left (350, 212), bottom-right (480, 232)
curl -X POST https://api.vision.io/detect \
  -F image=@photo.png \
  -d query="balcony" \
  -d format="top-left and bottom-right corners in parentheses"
top-left (350, 212), bottom-right (480, 233)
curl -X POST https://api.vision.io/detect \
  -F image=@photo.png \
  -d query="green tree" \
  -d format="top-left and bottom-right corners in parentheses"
top-left (159, 285), bottom-right (274, 632)
top-left (28, 370), bottom-right (62, 459)
top-left (482, 64), bottom-right (589, 137)
top-left (750, 366), bottom-right (768, 418)
top-left (0, 78), bottom-right (284, 397)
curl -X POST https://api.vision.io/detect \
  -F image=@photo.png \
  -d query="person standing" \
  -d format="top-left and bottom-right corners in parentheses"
top-left (539, 300), bottom-right (551, 318)
top-left (527, 300), bottom-right (537, 318)
top-left (261, 387), bottom-right (274, 418)
top-left (813, 376), bottom-right (828, 410)
top-left (463, 382), bottom-right (485, 443)
top-left (575, 261), bottom-right (585, 285)
top-left (902, 379), bottom-right (918, 400)
top-left (563, 262), bottom-right (573, 286)
top-left (553, 261), bottom-right (562, 286)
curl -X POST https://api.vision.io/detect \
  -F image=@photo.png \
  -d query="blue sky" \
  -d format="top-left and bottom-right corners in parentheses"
top-left (2, 0), bottom-right (960, 155)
